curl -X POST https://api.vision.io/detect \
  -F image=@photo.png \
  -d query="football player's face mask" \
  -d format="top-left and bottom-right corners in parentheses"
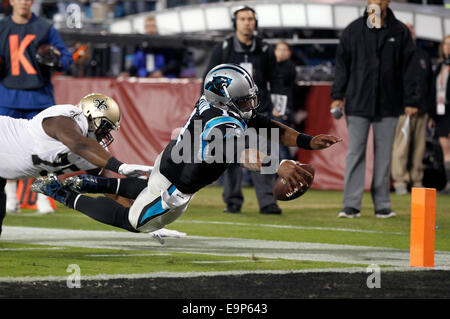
top-left (79, 93), bottom-right (121, 147)
top-left (88, 117), bottom-right (118, 147)
top-left (224, 86), bottom-right (259, 120)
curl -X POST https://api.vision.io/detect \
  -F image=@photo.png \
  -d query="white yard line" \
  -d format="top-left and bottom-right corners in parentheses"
top-left (1, 226), bottom-right (450, 283)
top-left (0, 247), bottom-right (65, 251)
top-left (175, 220), bottom-right (407, 235)
top-left (85, 253), bottom-right (172, 257)
top-left (190, 260), bottom-right (276, 264)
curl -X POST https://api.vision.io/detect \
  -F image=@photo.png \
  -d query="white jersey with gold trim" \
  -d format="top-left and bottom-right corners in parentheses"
top-left (0, 104), bottom-right (99, 179)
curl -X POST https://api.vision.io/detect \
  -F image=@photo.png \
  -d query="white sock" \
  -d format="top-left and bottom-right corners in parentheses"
top-left (36, 193), bottom-right (54, 213)
top-left (5, 181), bottom-right (17, 204)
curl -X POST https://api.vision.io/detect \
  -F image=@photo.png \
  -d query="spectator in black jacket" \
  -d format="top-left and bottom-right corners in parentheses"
top-left (204, 5), bottom-right (281, 215)
top-left (330, 0), bottom-right (419, 218)
top-left (391, 23), bottom-right (432, 195)
top-left (271, 40), bottom-right (297, 160)
top-left (429, 35), bottom-right (450, 194)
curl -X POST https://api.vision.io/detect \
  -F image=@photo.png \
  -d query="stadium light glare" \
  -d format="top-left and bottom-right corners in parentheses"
top-left (155, 12), bottom-right (182, 35)
top-left (415, 13), bottom-right (443, 41)
top-left (255, 4), bottom-right (281, 28)
top-left (445, 18), bottom-right (450, 38)
top-left (334, 5), bottom-right (359, 29)
top-left (180, 9), bottom-right (206, 33)
top-left (359, 5), bottom-right (368, 16)
top-left (204, 7), bottom-right (231, 30)
top-left (109, 20), bottom-right (132, 34)
top-left (132, 16), bottom-right (147, 34)
top-left (307, 4), bottom-right (333, 28)
top-left (393, 10), bottom-right (414, 26)
top-left (280, 3), bottom-right (307, 27)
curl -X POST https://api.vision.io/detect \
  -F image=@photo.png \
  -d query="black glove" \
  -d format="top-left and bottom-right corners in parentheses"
top-left (36, 44), bottom-right (61, 68)
top-left (0, 56), bottom-right (5, 77)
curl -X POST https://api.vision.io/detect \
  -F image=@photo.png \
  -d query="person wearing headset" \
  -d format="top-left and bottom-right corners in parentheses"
top-left (204, 5), bottom-right (280, 215)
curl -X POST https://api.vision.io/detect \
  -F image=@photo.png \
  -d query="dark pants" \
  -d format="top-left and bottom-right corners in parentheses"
top-left (57, 176), bottom-right (148, 233)
top-left (222, 164), bottom-right (276, 210)
top-left (0, 178), bottom-right (6, 236)
top-left (75, 195), bottom-right (137, 233)
top-left (343, 116), bottom-right (398, 212)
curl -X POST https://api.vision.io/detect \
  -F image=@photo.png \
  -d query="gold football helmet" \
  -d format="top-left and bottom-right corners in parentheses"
top-left (78, 93), bottom-right (121, 146)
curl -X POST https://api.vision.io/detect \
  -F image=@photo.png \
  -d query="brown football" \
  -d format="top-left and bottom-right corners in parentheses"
top-left (36, 44), bottom-right (59, 67)
top-left (273, 163), bottom-right (315, 201)
top-left (37, 44), bottom-right (53, 56)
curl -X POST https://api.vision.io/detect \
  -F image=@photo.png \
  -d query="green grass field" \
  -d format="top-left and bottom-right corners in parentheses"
top-left (1, 186), bottom-right (449, 278)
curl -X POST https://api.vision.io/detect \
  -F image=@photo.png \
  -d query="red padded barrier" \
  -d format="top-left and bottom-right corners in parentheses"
top-left (54, 77), bottom-right (202, 165)
top-left (53, 77), bottom-right (374, 190)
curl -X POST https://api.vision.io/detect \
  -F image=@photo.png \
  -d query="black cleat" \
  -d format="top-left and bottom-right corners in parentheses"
top-left (260, 204), bottom-right (282, 215)
top-left (224, 204), bottom-right (241, 214)
top-left (31, 176), bottom-right (70, 205)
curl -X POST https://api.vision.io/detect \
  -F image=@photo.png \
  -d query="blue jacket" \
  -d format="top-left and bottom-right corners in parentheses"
top-left (0, 14), bottom-right (73, 110)
top-left (129, 47), bottom-right (182, 78)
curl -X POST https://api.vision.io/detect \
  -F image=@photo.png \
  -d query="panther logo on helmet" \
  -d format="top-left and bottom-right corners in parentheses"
top-left (204, 76), bottom-right (232, 97)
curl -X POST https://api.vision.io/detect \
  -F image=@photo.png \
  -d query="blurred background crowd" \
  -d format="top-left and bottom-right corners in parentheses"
top-left (1, 0), bottom-right (446, 80)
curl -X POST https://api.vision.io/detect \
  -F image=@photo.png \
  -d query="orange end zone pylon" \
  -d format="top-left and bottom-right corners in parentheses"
top-left (16, 179), bottom-right (56, 210)
top-left (410, 187), bottom-right (436, 267)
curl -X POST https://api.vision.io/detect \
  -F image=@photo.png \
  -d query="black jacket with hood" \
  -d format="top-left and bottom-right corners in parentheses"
top-left (331, 8), bottom-right (419, 119)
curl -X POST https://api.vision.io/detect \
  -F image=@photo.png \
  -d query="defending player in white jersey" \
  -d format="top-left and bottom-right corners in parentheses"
top-left (0, 93), bottom-right (184, 241)
top-left (31, 64), bottom-right (341, 237)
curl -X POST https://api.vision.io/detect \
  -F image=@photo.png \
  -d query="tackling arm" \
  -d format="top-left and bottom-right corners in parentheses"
top-left (43, 116), bottom-right (112, 168)
top-left (43, 116), bottom-right (152, 177)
